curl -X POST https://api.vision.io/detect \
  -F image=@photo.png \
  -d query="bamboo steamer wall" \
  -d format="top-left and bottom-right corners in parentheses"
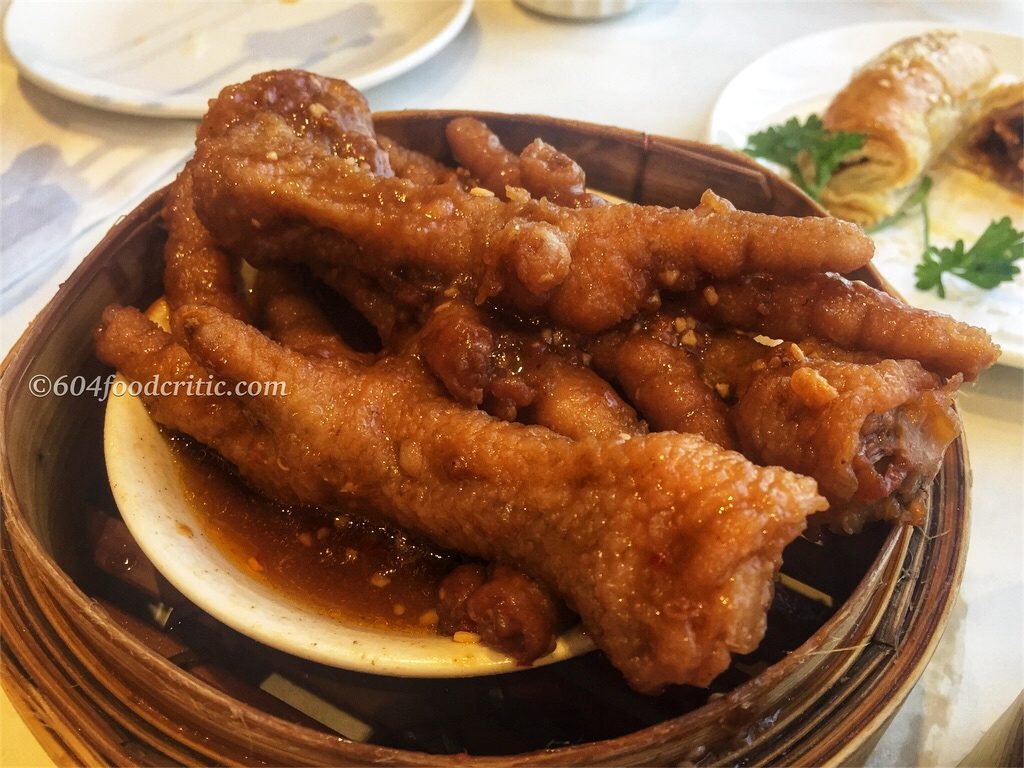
top-left (0, 113), bottom-right (968, 767)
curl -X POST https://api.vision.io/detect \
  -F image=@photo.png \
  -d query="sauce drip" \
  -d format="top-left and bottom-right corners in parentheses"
top-left (167, 434), bottom-right (459, 633)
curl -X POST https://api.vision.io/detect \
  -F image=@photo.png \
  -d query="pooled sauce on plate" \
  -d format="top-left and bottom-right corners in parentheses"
top-left (166, 434), bottom-right (459, 633)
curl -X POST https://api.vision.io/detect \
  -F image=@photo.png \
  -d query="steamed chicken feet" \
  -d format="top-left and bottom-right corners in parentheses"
top-left (100, 68), bottom-right (988, 692)
top-left (198, 69), bottom-right (391, 175)
top-left (447, 116), bottom-right (605, 207)
top-left (419, 299), bottom-right (644, 438)
top-left (94, 306), bottom-right (299, 506)
top-left (686, 272), bottom-right (999, 380)
top-left (256, 274), bottom-right (566, 662)
top-left (437, 563), bottom-right (561, 665)
top-left (189, 72), bottom-right (875, 333)
top-left (682, 324), bottom-right (963, 532)
top-left (735, 343), bottom-right (961, 533)
top-left (446, 116), bottom-right (522, 196)
top-left (163, 171), bottom-right (248, 320)
top-left (165, 303), bottom-right (824, 693)
top-left (589, 322), bottom-right (735, 449)
top-left (253, 269), bottom-right (376, 366)
top-left (379, 134), bottom-right (464, 187)
top-left (519, 137), bottom-right (607, 208)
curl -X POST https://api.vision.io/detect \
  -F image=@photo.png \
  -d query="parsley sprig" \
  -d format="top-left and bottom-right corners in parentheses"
top-left (743, 115), bottom-right (864, 201)
top-left (915, 217), bottom-right (1024, 298)
top-left (746, 117), bottom-right (1022, 298)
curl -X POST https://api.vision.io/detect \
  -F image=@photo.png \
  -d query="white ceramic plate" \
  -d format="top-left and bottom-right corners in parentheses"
top-left (103, 305), bottom-right (592, 677)
top-left (3, 0), bottom-right (473, 118)
top-left (708, 22), bottom-right (1024, 369)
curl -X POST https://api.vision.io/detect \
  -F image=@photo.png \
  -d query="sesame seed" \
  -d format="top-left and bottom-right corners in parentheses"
top-left (307, 102), bottom-right (328, 118)
top-left (703, 286), bottom-right (719, 306)
top-left (399, 440), bottom-right (424, 477)
top-left (505, 186), bottom-right (530, 203)
top-left (247, 557), bottom-right (264, 573)
top-left (469, 186), bottom-right (495, 197)
top-left (265, 151), bottom-right (278, 161)
top-left (453, 631), bottom-right (481, 644)
top-left (790, 366), bottom-right (839, 408)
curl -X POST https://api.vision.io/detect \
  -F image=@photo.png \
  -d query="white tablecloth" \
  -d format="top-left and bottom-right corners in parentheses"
top-left (1, 2), bottom-right (1021, 765)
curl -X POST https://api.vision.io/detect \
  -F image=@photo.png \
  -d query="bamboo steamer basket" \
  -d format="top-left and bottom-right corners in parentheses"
top-left (0, 112), bottom-right (969, 766)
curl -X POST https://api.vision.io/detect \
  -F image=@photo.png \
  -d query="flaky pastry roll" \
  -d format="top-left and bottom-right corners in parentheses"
top-left (821, 31), bottom-right (997, 225)
top-left (947, 81), bottom-right (1024, 192)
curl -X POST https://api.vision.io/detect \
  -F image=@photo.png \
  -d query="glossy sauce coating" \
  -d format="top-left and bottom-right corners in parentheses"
top-left (168, 434), bottom-right (457, 634)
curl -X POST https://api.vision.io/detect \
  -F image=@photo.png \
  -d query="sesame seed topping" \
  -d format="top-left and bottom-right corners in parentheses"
top-left (505, 186), bottom-right (530, 203)
top-left (659, 269), bottom-right (681, 286)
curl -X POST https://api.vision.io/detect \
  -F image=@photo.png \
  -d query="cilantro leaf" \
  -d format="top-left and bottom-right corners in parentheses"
top-left (915, 217), bottom-right (1024, 298)
top-left (744, 115), bottom-right (865, 201)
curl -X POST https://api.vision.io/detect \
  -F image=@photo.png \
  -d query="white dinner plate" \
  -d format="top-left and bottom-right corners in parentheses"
top-left (3, 0), bottom-right (473, 118)
top-left (708, 22), bottom-right (1024, 369)
top-left (103, 301), bottom-right (593, 677)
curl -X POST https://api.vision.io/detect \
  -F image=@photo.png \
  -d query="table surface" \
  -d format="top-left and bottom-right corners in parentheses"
top-left (1, 1), bottom-right (1021, 766)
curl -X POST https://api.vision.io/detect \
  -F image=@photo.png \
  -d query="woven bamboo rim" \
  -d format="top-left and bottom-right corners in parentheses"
top-left (0, 112), bottom-right (969, 766)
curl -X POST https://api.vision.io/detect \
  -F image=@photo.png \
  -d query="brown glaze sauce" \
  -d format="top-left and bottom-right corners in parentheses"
top-left (166, 434), bottom-right (460, 634)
